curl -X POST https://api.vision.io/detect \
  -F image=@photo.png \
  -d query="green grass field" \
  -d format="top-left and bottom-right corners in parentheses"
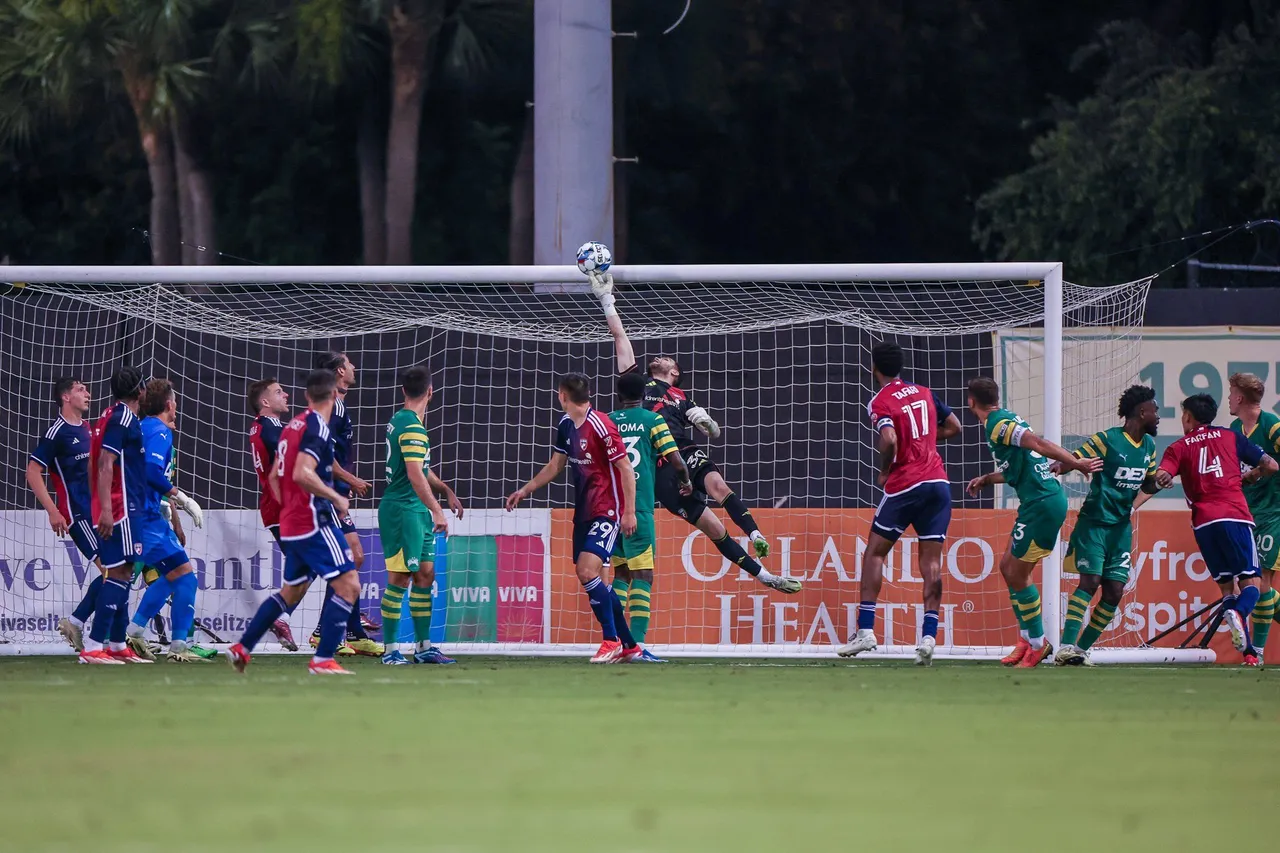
top-left (0, 656), bottom-right (1276, 853)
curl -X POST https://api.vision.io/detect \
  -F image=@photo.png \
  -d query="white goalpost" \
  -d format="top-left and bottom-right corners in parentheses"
top-left (0, 263), bottom-right (1211, 662)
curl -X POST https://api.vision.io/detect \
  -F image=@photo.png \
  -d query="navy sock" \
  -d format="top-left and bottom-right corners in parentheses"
top-left (922, 609), bottom-right (939, 640)
top-left (857, 601), bottom-right (876, 631)
top-left (346, 597), bottom-right (367, 639)
top-left (72, 575), bottom-right (102, 624)
top-left (110, 594), bottom-right (130, 645)
top-left (609, 587), bottom-right (636, 648)
top-left (168, 573), bottom-right (197, 642)
top-left (1237, 585), bottom-right (1261, 619)
top-left (316, 593), bottom-right (353, 659)
top-left (131, 575), bottom-right (172, 628)
top-left (240, 593), bottom-right (288, 653)
top-left (89, 578), bottom-right (130, 646)
top-left (582, 577), bottom-right (617, 640)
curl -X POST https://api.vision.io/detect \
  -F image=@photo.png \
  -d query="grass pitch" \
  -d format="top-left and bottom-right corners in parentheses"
top-left (0, 656), bottom-right (1275, 853)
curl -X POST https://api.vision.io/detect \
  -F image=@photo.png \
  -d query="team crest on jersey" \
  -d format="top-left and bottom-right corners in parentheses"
top-left (134, 543), bottom-right (144, 556)
top-left (580, 438), bottom-right (588, 449)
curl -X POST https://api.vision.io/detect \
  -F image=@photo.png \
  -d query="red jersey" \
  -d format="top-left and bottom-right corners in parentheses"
top-left (249, 415), bottom-right (285, 528)
top-left (89, 406), bottom-right (125, 523)
top-left (1159, 425), bottom-right (1264, 529)
top-left (278, 409), bottom-right (339, 540)
top-left (553, 408), bottom-right (626, 522)
top-left (867, 379), bottom-right (952, 496)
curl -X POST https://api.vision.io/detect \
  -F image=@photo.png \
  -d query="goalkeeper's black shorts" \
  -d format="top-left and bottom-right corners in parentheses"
top-left (654, 451), bottom-right (718, 524)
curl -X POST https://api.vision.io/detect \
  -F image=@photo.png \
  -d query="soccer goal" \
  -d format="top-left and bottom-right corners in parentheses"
top-left (0, 263), bottom-right (1210, 662)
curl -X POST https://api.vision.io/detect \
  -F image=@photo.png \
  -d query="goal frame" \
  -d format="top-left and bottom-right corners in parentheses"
top-left (1, 263), bottom-right (1211, 663)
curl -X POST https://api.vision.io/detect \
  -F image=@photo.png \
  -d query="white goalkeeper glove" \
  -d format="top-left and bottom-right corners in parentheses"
top-left (172, 490), bottom-right (204, 529)
top-left (161, 500), bottom-right (172, 522)
top-left (589, 271), bottom-right (617, 316)
top-left (686, 406), bottom-right (722, 439)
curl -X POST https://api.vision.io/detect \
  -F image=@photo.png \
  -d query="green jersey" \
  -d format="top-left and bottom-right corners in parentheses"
top-left (608, 407), bottom-right (679, 512)
top-left (383, 408), bottom-right (430, 507)
top-left (982, 407), bottom-right (1063, 506)
top-left (1072, 426), bottom-right (1156, 526)
top-left (1230, 411), bottom-right (1280, 520)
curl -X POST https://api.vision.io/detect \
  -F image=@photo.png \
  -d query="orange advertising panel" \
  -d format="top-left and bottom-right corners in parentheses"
top-left (548, 509), bottom-right (1237, 658)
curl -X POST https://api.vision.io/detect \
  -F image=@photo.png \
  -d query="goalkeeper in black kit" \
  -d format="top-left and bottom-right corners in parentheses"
top-left (590, 270), bottom-right (801, 594)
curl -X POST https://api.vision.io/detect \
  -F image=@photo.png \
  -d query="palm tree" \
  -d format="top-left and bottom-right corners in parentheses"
top-left (0, 0), bottom-right (212, 265)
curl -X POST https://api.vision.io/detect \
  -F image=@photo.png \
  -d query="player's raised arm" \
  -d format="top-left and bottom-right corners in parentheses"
top-left (506, 453), bottom-right (567, 510)
top-left (1017, 429), bottom-right (1102, 475)
top-left (592, 271), bottom-right (637, 375)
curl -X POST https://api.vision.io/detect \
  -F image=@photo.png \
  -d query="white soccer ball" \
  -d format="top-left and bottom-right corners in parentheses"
top-left (576, 241), bottom-right (612, 274)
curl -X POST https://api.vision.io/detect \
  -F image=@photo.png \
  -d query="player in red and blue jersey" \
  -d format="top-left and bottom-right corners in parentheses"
top-left (1156, 393), bottom-right (1278, 664)
top-left (228, 369), bottom-right (359, 675)
top-left (311, 351), bottom-right (380, 656)
top-left (246, 377), bottom-right (298, 650)
top-left (838, 342), bottom-right (963, 665)
top-left (507, 373), bottom-right (641, 663)
top-left (26, 376), bottom-right (102, 651)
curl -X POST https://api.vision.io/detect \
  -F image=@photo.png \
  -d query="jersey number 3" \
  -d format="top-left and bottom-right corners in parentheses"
top-left (903, 400), bottom-right (930, 439)
top-left (622, 435), bottom-right (642, 478)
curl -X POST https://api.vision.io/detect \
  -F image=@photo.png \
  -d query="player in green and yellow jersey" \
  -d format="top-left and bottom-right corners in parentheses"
top-left (1228, 372), bottom-right (1280, 661)
top-left (1055, 385), bottom-right (1162, 665)
top-left (609, 371), bottom-right (694, 662)
top-left (377, 365), bottom-right (464, 666)
top-left (965, 377), bottom-right (1102, 668)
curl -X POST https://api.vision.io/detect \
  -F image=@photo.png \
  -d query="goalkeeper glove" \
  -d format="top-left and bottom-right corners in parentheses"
top-left (589, 271), bottom-right (617, 316)
top-left (686, 406), bottom-right (722, 439)
top-left (172, 491), bottom-right (204, 529)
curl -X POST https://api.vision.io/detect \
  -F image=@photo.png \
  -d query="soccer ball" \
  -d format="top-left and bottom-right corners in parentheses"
top-left (576, 241), bottom-right (612, 274)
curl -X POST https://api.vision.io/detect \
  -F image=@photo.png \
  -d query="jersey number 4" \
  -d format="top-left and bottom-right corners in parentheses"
top-left (1198, 447), bottom-right (1224, 478)
top-left (902, 400), bottom-right (930, 439)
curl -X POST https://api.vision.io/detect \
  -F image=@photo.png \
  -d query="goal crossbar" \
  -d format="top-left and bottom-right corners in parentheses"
top-left (2, 262), bottom-right (1062, 285)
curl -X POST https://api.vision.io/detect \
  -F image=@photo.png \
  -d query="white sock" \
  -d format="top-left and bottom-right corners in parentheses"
top-left (68, 616), bottom-right (85, 629)
top-left (83, 639), bottom-right (103, 653)
top-left (109, 641), bottom-right (126, 652)
top-left (1019, 629), bottom-right (1030, 643)
top-left (125, 622), bottom-right (145, 639)
top-left (1028, 636), bottom-right (1045, 649)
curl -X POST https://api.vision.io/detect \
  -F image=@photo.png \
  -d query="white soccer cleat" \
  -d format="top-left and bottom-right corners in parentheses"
top-left (57, 618), bottom-right (84, 652)
top-left (1055, 644), bottom-right (1086, 666)
top-left (915, 636), bottom-right (936, 666)
top-left (837, 629), bottom-right (877, 658)
top-left (1225, 609), bottom-right (1247, 652)
top-left (760, 574), bottom-right (802, 594)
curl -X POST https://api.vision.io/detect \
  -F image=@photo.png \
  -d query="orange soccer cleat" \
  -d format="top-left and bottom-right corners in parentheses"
top-left (616, 644), bottom-right (644, 664)
top-left (79, 649), bottom-right (124, 665)
top-left (226, 643), bottom-right (252, 673)
top-left (590, 639), bottom-right (623, 663)
top-left (108, 647), bottom-right (154, 664)
top-left (308, 658), bottom-right (354, 676)
top-left (1001, 638), bottom-right (1031, 666)
top-left (1017, 642), bottom-right (1053, 668)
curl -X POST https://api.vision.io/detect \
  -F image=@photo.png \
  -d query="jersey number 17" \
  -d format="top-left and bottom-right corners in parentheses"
top-left (902, 400), bottom-right (930, 439)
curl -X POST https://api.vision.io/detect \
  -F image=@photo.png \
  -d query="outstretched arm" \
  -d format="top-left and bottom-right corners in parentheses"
top-left (593, 272), bottom-right (637, 374)
top-left (1020, 431), bottom-right (1102, 474)
top-left (506, 454), bottom-right (568, 510)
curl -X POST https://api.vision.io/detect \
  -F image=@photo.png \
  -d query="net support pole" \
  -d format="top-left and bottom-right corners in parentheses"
top-left (1041, 263), bottom-right (1065, 648)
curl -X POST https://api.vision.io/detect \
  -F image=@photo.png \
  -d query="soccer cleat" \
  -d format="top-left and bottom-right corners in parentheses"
top-left (1243, 653), bottom-right (1261, 667)
top-left (270, 620), bottom-right (298, 652)
top-left (79, 649), bottom-right (124, 665)
top-left (108, 647), bottom-right (154, 664)
top-left (751, 534), bottom-right (771, 558)
top-left (167, 643), bottom-right (211, 663)
top-left (836, 630), bottom-right (878, 658)
top-left (346, 637), bottom-right (384, 657)
top-left (1081, 649), bottom-right (1097, 667)
top-left (1055, 644), bottom-right (1086, 666)
top-left (761, 574), bottom-right (803, 594)
top-left (616, 645), bottom-right (644, 664)
top-left (188, 644), bottom-right (219, 660)
top-left (382, 650), bottom-right (410, 665)
top-left (1225, 610), bottom-right (1247, 652)
top-left (226, 643), bottom-right (251, 673)
top-left (590, 639), bottom-right (624, 663)
top-left (1017, 642), bottom-right (1053, 668)
top-left (126, 634), bottom-right (157, 661)
top-left (1001, 638), bottom-right (1031, 666)
top-left (308, 658), bottom-right (354, 676)
top-left (310, 631), bottom-right (358, 656)
top-left (914, 635), bottom-right (936, 666)
top-left (57, 618), bottom-right (84, 652)
top-left (636, 648), bottom-right (667, 663)
top-left (360, 613), bottom-right (380, 634)
top-left (412, 646), bottom-right (456, 665)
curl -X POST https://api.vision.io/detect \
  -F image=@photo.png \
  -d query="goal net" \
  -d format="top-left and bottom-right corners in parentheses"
top-left (0, 264), bottom-right (1204, 661)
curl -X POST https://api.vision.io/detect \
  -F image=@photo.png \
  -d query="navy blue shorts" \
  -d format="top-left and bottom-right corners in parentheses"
top-left (68, 519), bottom-right (101, 561)
top-left (872, 482), bottom-right (952, 544)
top-left (99, 514), bottom-right (188, 574)
top-left (337, 514), bottom-right (357, 536)
top-left (572, 517), bottom-right (620, 564)
top-left (1194, 521), bottom-right (1259, 582)
top-left (281, 523), bottom-right (355, 585)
